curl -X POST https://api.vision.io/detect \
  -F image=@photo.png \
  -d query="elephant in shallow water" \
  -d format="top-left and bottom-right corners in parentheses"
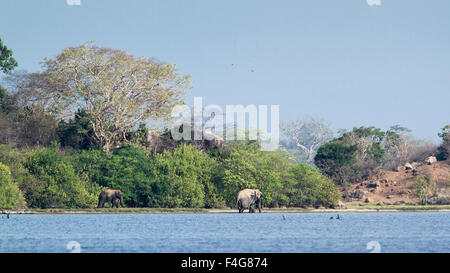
top-left (97, 190), bottom-right (123, 208)
top-left (237, 189), bottom-right (263, 213)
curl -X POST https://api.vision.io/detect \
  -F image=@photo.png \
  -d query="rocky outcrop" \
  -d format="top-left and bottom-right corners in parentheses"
top-left (425, 156), bottom-right (437, 165)
top-left (427, 195), bottom-right (450, 205)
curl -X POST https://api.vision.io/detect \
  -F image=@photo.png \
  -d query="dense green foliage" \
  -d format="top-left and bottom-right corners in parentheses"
top-left (22, 144), bottom-right (100, 208)
top-left (0, 142), bottom-right (341, 209)
top-left (409, 176), bottom-right (436, 205)
top-left (315, 126), bottom-right (401, 186)
top-left (0, 162), bottom-right (25, 208)
top-left (436, 125), bottom-right (449, 161)
top-left (0, 38), bottom-right (18, 74)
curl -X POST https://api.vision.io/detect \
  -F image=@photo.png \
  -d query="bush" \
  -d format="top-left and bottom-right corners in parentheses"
top-left (314, 140), bottom-right (358, 186)
top-left (23, 144), bottom-right (100, 208)
top-left (436, 125), bottom-right (450, 161)
top-left (72, 146), bottom-right (155, 207)
top-left (0, 162), bottom-right (26, 209)
top-left (153, 144), bottom-right (224, 208)
top-left (220, 142), bottom-right (286, 207)
top-left (288, 163), bottom-right (341, 207)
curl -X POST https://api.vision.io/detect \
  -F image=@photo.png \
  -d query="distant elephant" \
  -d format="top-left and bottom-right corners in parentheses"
top-left (97, 190), bottom-right (123, 208)
top-left (237, 189), bottom-right (263, 213)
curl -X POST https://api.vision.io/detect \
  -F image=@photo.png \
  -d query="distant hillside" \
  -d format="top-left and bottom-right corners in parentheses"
top-left (344, 160), bottom-right (450, 205)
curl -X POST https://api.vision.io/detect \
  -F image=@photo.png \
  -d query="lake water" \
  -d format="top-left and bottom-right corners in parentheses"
top-left (0, 212), bottom-right (449, 253)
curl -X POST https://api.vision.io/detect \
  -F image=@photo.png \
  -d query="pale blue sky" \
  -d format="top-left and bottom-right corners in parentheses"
top-left (1, 0), bottom-right (449, 141)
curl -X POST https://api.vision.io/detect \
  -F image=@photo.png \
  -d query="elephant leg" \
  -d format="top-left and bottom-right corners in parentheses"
top-left (257, 199), bottom-right (262, 213)
top-left (249, 204), bottom-right (255, 213)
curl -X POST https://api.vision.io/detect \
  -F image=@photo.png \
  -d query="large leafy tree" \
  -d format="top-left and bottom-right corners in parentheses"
top-left (12, 43), bottom-right (191, 153)
top-left (315, 126), bottom-right (399, 186)
top-left (0, 38), bottom-right (18, 74)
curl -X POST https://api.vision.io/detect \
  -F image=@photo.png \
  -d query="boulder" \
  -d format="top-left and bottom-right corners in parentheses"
top-left (425, 156), bottom-right (437, 165)
top-left (376, 201), bottom-right (384, 206)
top-left (364, 198), bottom-right (371, 203)
top-left (394, 200), bottom-right (406, 205)
top-left (404, 163), bottom-right (413, 170)
top-left (427, 195), bottom-right (450, 205)
top-left (349, 189), bottom-right (367, 199)
top-left (367, 181), bottom-right (380, 189)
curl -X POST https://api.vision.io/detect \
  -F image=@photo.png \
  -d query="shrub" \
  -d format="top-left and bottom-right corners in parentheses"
top-left (0, 162), bottom-right (26, 209)
top-left (220, 142), bottom-right (286, 207)
top-left (153, 144), bottom-right (224, 208)
top-left (23, 144), bottom-right (99, 208)
top-left (288, 163), bottom-right (341, 207)
top-left (72, 146), bottom-right (155, 207)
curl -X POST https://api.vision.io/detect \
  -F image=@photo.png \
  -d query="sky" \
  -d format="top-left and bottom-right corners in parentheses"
top-left (1, 0), bottom-right (449, 142)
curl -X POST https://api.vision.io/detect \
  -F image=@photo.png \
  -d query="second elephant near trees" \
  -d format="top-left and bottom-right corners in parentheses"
top-left (237, 189), bottom-right (263, 213)
top-left (97, 189), bottom-right (123, 208)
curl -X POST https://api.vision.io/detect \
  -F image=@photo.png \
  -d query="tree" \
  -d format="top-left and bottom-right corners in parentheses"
top-left (409, 176), bottom-right (435, 205)
top-left (314, 140), bottom-right (358, 186)
top-left (288, 163), bottom-right (341, 207)
top-left (0, 162), bottom-right (26, 209)
top-left (436, 125), bottom-right (450, 161)
top-left (315, 126), bottom-right (397, 185)
top-left (281, 117), bottom-right (333, 164)
top-left (153, 144), bottom-right (223, 208)
top-left (11, 43), bottom-right (191, 153)
top-left (23, 144), bottom-right (100, 208)
top-left (220, 142), bottom-right (286, 207)
top-left (0, 38), bottom-right (18, 74)
top-left (57, 109), bottom-right (96, 149)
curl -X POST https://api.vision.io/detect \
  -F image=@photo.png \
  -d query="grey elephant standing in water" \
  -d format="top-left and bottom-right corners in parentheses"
top-left (237, 189), bottom-right (263, 213)
top-left (97, 190), bottom-right (123, 208)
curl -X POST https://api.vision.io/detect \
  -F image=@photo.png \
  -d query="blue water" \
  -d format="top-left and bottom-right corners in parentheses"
top-left (0, 212), bottom-right (449, 253)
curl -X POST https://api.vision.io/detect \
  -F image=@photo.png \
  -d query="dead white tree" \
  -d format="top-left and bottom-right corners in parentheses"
top-left (281, 116), bottom-right (334, 164)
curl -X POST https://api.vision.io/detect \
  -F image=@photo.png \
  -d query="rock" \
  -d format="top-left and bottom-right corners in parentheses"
top-left (386, 195), bottom-right (392, 199)
top-left (364, 198), bottom-right (371, 203)
top-left (404, 163), bottom-right (413, 170)
top-left (427, 195), bottom-right (450, 205)
top-left (377, 201), bottom-right (384, 206)
top-left (411, 162), bottom-right (421, 169)
top-left (349, 189), bottom-right (367, 200)
top-left (394, 200), bottom-right (406, 205)
top-left (367, 181), bottom-right (380, 189)
top-left (425, 156), bottom-right (437, 165)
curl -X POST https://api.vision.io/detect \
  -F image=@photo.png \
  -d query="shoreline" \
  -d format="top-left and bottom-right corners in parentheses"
top-left (2, 205), bottom-right (450, 214)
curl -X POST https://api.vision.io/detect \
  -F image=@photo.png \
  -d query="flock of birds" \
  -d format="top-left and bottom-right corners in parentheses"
top-left (281, 214), bottom-right (342, 220)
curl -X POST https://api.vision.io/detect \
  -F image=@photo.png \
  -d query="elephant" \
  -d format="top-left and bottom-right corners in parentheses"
top-left (97, 190), bottom-right (123, 208)
top-left (236, 189), bottom-right (263, 213)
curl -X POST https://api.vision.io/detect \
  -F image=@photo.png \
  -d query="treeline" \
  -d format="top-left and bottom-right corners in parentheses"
top-left (0, 142), bottom-right (340, 209)
top-left (1, 39), bottom-right (448, 210)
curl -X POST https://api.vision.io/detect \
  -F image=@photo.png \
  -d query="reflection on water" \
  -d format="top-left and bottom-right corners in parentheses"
top-left (0, 212), bottom-right (449, 253)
